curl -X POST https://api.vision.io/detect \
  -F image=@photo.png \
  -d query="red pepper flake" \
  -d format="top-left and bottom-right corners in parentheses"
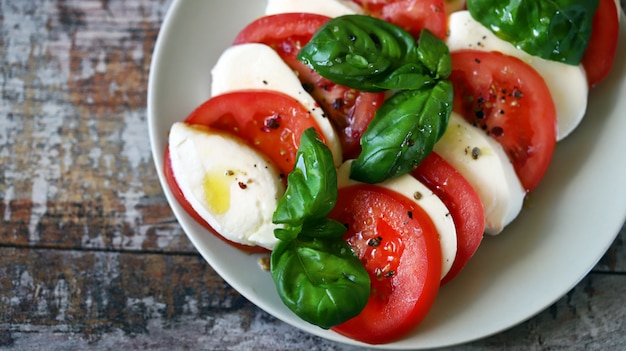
top-left (238, 182), bottom-right (247, 189)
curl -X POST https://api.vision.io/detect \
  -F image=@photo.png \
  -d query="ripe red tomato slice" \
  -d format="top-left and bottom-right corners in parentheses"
top-left (353, 0), bottom-right (448, 39)
top-left (164, 91), bottom-right (327, 252)
top-left (329, 184), bottom-right (442, 344)
top-left (449, 50), bottom-right (557, 192)
top-left (582, 0), bottom-right (619, 88)
top-left (412, 152), bottom-right (484, 285)
top-left (234, 13), bottom-right (385, 160)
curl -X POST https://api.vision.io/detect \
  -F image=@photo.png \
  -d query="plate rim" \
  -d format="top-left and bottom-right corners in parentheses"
top-left (147, 1), bottom-right (626, 349)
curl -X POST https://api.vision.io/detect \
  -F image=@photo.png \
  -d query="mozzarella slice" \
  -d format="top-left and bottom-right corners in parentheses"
top-left (266, 0), bottom-right (364, 17)
top-left (336, 161), bottom-right (457, 280)
top-left (211, 43), bottom-right (343, 167)
top-left (168, 122), bottom-right (284, 250)
top-left (434, 112), bottom-right (525, 235)
top-left (446, 10), bottom-right (589, 140)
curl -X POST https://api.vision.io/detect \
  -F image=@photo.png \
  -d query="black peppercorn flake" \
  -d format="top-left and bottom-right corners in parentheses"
top-left (368, 236), bottom-right (383, 247)
top-left (471, 147), bottom-right (481, 160)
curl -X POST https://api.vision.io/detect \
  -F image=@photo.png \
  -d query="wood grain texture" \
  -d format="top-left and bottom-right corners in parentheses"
top-left (0, 246), bottom-right (624, 351)
top-left (0, 0), bottom-right (191, 253)
top-left (0, 0), bottom-right (625, 350)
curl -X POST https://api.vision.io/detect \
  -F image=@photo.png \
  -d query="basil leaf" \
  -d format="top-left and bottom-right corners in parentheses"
top-left (467, 0), bottom-right (599, 65)
top-left (272, 128), bottom-right (339, 241)
top-left (351, 80), bottom-right (453, 183)
top-left (271, 236), bottom-right (370, 329)
top-left (416, 28), bottom-right (452, 79)
top-left (297, 14), bottom-right (420, 92)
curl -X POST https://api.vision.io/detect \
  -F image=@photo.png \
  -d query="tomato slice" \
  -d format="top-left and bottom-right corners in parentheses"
top-left (412, 152), bottom-right (484, 285)
top-left (164, 91), bottom-right (327, 252)
top-left (582, 0), bottom-right (619, 88)
top-left (353, 0), bottom-right (448, 39)
top-left (449, 50), bottom-right (557, 192)
top-left (329, 184), bottom-right (442, 344)
top-left (234, 13), bottom-right (385, 160)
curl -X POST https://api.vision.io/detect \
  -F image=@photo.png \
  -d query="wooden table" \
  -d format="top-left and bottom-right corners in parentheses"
top-left (1, 1), bottom-right (624, 350)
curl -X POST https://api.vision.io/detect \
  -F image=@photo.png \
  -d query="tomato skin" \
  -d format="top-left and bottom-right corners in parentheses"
top-left (449, 50), bottom-right (557, 192)
top-left (163, 147), bottom-right (268, 253)
top-left (234, 12), bottom-right (385, 160)
top-left (412, 152), bottom-right (484, 285)
top-left (353, 0), bottom-right (448, 39)
top-left (582, 0), bottom-right (619, 88)
top-left (329, 185), bottom-right (442, 345)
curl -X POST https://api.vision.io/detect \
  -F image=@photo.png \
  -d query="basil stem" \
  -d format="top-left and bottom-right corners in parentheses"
top-left (271, 128), bottom-right (370, 329)
top-left (466, 0), bottom-right (599, 65)
top-left (351, 80), bottom-right (453, 184)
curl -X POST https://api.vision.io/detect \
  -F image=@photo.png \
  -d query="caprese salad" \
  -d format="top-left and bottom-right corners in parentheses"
top-left (162, 0), bottom-right (620, 345)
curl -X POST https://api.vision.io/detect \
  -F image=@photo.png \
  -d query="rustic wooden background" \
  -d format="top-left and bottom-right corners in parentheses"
top-left (1, 1), bottom-right (624, 350)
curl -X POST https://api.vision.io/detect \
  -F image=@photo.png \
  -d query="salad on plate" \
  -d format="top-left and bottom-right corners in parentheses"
top-left (157, 0), bottom-right (621, 346)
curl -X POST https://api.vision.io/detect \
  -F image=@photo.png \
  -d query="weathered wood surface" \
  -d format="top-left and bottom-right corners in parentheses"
top-left (0, 0), bottom-right (624, 350)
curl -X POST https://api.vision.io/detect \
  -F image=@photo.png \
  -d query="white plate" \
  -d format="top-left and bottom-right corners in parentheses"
top-left (148, 1), bottom-right (626, 349)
